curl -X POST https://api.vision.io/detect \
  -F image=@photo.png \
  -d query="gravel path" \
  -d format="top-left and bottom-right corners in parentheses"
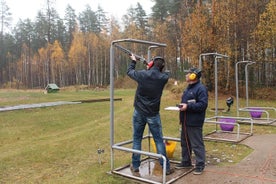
top-left (175, 134), bottom-right (276, 184)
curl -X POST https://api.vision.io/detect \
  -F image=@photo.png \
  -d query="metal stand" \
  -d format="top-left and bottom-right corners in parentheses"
top-left (204, 116), bottom-right (253, 143)
top-left (235, 61), bottom-right (276, 125)
top-left (199, 53), bottom-right (228, 116)
top-left (109, 39), bottom-right (190, 184)
top-left (198, 53), bottom-right (253, 142)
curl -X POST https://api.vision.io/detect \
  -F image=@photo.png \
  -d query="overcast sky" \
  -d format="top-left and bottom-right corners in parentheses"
top-left (7, 0), bottom-right (154, 24)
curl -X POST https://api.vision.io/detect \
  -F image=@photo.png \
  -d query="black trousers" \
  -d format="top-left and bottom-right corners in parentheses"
top-left (180, 125), bottom-right (205, 169)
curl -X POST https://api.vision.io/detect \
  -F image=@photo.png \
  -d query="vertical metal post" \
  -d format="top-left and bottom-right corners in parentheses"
top-left (147, 45), bottom-right (158, 61)
top-left (245, 64), bottom-right (249, 107)
top-left (245, 62), bottom-right (255, 107)
top-left (214, 56), bottom-right (220, 116)
top-left (110, 43), bottom-right (115, 170)
top-left (235, 61), bottom-right (240, 116)
top-left (109, 39), bottom-right (167, 183)
top-left (235, 61), bottom-right (255, 116)
top-left (199, 53), bottom-right (228, 116)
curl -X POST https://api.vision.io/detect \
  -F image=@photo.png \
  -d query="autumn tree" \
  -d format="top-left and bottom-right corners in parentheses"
top-left (86, 32), bottom-right (109, 86)
top-left (181, 4), bottom-right (213, 63)
top-left (51, 40), bottom-right (65, 86)
top-left (38, 43), bottom-right (52, 84)
top-left (0, 0), bottom-right (12, 83)
top-left (251, 0), bottom-right (276, 87)
top-left (181, 4), bottom-right (215, 90)
top-left (68, 31), bottom-right (87, 84)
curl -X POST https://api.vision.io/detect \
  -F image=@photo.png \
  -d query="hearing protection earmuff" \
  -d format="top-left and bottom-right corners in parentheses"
top-left (147, 60), bottom-right (154, 69)
top-left (188, 68), bottom-right (201, 80)
top-left (147, 56), bottom-right (165, 71)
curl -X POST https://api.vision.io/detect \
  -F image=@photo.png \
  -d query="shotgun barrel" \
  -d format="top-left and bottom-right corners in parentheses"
top-left (114, 44), bottom-right (148, 65)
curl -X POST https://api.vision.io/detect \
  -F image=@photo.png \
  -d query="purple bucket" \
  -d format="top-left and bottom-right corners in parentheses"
top-left (218, 118), bottom-right (236, 131)
top-left (249, 108), bottom-right (262, 118)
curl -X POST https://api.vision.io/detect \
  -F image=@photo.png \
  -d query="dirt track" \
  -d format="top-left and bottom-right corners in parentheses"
top-left (175, 134), bottom-right (276, 184)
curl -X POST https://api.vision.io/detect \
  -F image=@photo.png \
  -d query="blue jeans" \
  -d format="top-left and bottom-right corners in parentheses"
top-left (132, 109), bottom-right (170, 169)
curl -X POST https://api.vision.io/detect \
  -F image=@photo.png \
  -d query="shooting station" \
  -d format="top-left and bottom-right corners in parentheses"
top-left (235, 61), bottom-right (276, 125)
top-left (109, 39), bottom-right (191, 184)
top-left (197, 53), bottom-right (254, 143)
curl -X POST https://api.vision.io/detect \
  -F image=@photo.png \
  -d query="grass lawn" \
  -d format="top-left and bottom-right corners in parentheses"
top-left (0, 88), bottom-right (275, 183)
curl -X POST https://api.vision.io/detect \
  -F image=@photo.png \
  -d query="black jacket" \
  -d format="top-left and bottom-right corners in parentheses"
top-left (179, 81), bottom-right (208, 127)
top-left (127, 61), bottom-right (169, 116)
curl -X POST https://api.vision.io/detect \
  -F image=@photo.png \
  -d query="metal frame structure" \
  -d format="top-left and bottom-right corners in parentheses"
top-left (235, 61), bottom-right (276, 125)
top-left (235, 61), bottom-right (255, 116)
top-left (109, 39), bottom-right (188, 184)
top-left (199, 53), bottom-right (255, 142)
top-left (199, 53), bottom-right (228, 116)
top-left (204, 116), bottom-right (253, 143)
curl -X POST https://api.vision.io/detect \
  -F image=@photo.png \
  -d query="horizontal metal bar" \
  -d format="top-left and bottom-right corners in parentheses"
top-left (205, 116), bottom-right (252, 121)
top-left (200, 52), bottom-right (228, 58)
top-left (242, 106), bottom-right (276, 111)
top-left (112, 145), bottom-right (167, 183)
top-left (112, 38), bottom-right (167, 47)
top-left (112, 145), bottom-right (166, 160)
top-left (112, 170), bottom-right (162, 184)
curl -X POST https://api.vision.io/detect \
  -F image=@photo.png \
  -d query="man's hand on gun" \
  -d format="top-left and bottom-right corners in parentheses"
top-left (130, 53), bottom-right (137, 62)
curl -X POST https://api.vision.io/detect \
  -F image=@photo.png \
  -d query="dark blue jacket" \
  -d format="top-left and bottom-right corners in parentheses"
top-left (179, 81), bottom-right (208, 127)
top-left (127, 61), bottom-right (169, 116)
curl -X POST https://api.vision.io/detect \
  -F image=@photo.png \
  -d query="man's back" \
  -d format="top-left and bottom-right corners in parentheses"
top-left (127, 61), bottom-right (169, 116)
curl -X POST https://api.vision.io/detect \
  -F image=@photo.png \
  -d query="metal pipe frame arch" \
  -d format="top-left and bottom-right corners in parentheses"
top-left (235, 61), bottom-right (276, 124)
top-left (235, 60), bottom-right (255, 116)
top-left (198, 53), bottom-right (228, 116)
top-left (109, 39), bottom-right (168, 183)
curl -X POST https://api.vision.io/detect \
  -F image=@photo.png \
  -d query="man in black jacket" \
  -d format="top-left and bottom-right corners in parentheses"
top-left (127, 54), bottom-right (174, 175)
top-left (175, 67), bottom-right (208, 175)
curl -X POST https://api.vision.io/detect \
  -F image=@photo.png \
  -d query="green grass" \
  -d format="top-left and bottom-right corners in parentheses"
top-left (0, 88), bottom-right (275, 183)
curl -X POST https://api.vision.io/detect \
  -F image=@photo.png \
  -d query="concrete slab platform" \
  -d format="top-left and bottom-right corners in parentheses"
top-left (204, 131), bottom-right (252, 143)
top-left (112, 158), bottom-right (193, 184)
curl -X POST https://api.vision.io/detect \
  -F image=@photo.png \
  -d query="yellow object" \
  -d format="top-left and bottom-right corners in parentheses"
top-left (189, 73), bottom-right (197, 80)
top-left (150, 139), bottom-right (177, 158)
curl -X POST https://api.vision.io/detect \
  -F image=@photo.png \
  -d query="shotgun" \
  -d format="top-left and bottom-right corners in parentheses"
top-left (114, 43), bottom-right (148, 65)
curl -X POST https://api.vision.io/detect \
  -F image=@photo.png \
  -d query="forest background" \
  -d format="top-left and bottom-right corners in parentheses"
top-left (0, 0), bottom-right (275, 99)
